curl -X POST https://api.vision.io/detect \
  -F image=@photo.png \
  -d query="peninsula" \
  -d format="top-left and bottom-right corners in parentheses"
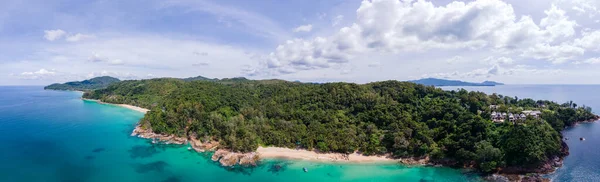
top-left (409, 78), bottom-right (504, 86)
top-left (44, 76), bottom-right (120, 91)
top-left (49, 76), bottom-right (597, 180)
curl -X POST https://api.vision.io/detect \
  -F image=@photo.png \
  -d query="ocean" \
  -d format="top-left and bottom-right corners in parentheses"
top-left (442, 85), bottom-right (600, 181)
top-left (1, 85), bottom-right (598, 182)
top-left (0, 86), bottom-right (478, 182)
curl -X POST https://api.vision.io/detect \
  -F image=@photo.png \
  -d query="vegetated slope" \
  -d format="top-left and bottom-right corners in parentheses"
top-left (44, 76), bottom-right (121, 91)
top-left (84, 77), bottom-right (596, 172)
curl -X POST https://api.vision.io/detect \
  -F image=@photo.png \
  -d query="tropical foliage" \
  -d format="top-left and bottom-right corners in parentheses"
top-left (45, 76), bottom-right (120, 91)
top-left (83, 78), bottom-right (596, 172)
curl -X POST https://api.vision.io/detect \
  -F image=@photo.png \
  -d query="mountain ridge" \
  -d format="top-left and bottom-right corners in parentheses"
top-left (409, 78), bottom-right (504, 86)
top-left (44, 76), bottom-right (121, 91)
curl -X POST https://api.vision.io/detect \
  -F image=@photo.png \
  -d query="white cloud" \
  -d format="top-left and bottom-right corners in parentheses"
top-left (367, 61), bottom-right (381, 67)
top-left (318, 13), bottom-right (327, 20)
top-left (88, 53), bottom-right (104, 63)
top-left (423, 64), bottom-right (563, 80)
top-left (193, 51), bottom-right (208, 56)
top-left (6, 0), bottom-right (600, 85)
top-left (66, 33), bottom-right (96, 42)
top-left (85, 70), bottom-right (149, 80)
top-left (160, 0), bottom-right (289, 41)
top-left (44, 29), bottom-right (66, 41)
top-left (87, 53), bottom-right (123, 65)
top-left (21, 69), bottom-right (55, 76)
top-left (44, 30), bottom-right (95, 42)
top-left (192, 62), bottom-right (209, 66)
top-left (109, 59), bottom-right (124, 65)
top-left (521, 43), bottom-right (584, 63)
top-left (574, 30), bottom-right (600, 51)
top-left (11, 67), bottom-right (150, 82)
top-left (567, 0), bottom-right (599, 17)
top-left (332, 15), bottom-right (343, 26)
top-left (21, 33), bottom-right (257, 81)
top-left (584, 57), bottom-right (600, 64)
top-left (574, 57), bottom-right (600, 64)
top-left (18, 69), bottom-right (56, 80)
top-left (446, 56), bottom-right (464, 64)
top-left (483, 56), bottom-right (514, 65)
top-left (293, 24), bottom-right (313, 33)
top-left (250, 0), bottom-right (588, 76)
top-left (540, 4), bottom-right (577, 41)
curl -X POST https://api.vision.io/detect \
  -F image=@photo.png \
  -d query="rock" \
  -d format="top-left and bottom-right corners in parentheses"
top-left (239, 153), bottom-right (259, 166)
top-left (219, 152), bottom-right (240, 167)
top-left (521, 174), bottom-right (549, 182)
top-left (484, 174), bottom-right (510, 182)
top-left (212, 149), bottom-right (228, 161)
top-left (210, 149), bottom-right (259, 167)
top-left (398, 156), bottom-right (430, 165)
top-left (131, 125), bottom-right (187, 145)
top-left (189, 134), bottom-right (219, 152)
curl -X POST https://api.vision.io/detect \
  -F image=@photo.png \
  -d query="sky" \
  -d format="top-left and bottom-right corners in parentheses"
top-left (1, 0), bottom-right (600, 85)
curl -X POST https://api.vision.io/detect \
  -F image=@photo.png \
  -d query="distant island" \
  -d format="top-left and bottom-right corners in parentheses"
top-left (409, 78), bottom-right (504, 86)
top-left (44, 76), bottom-right (121, 91)
top-left (44, 77), bottom-right (503, 92)
top-left (44, 75), bottom-right (249, 91)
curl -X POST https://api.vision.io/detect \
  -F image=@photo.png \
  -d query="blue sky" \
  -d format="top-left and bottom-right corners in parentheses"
top-left (2, 0), bottom-right (600, 85)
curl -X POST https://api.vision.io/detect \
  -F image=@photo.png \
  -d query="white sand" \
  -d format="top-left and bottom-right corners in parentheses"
top-left (256, 146), bottom-right (398, 163)
top-left (82, 99), bottom-right (149, 113)
top-left (115, 104), bottom-right (149, 113)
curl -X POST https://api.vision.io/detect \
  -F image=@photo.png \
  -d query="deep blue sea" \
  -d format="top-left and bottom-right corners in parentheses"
top-left (0, 86), bottom-right (479, 182)
top-left (443, 85), bottom-right (600, 181)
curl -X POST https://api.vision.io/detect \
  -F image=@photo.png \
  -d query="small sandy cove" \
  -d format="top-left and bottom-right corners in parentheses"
top-left (116, 104), bottom-right (149, 113)
top-left (83, 99), bottom-right (149, 113)
top-left (256, 146), bottom-right (398, 163)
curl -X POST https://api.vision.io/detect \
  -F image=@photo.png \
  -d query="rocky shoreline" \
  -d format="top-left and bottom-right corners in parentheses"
top-left (131, 124), bottom-right (418, 166)
top-left (484, 142), bottom-right (567, 182)
top-left (211, 149), bottom-right (259, 167)
top-left (485, 116), bottom-right (600, 182)
top-left (130, 116), bottom-right (599, 181)
top-left (132, 125), bottom-right (259, 166)
top-left (131, 125), bottom-right (187, 145)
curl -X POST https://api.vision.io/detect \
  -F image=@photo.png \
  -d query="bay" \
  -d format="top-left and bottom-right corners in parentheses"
top-left (0, 86), bottom-right (478, 182)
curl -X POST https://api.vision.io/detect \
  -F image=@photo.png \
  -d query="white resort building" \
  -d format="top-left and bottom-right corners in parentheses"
top-left (490, 110), bottom-right (542, 123)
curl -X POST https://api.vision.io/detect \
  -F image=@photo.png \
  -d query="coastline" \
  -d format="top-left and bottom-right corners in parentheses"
top-left (78, 93), bottom-right (600, 180)
top-left (256, 146), bottom-right (402, 164)
top-left (81, 98), bottom-right (149, 114)
top-left (132, 124), bottom-right (409, 166)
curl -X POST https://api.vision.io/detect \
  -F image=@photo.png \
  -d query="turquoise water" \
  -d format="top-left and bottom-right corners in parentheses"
top-left (0, 86), bottom-right (479, 182)
top-left (443, 85), bottom-right (600, 181)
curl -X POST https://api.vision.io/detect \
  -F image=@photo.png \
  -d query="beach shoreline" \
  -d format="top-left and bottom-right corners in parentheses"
top-left (256, 146), bottom-right (402, 164)
top-left (82, 98), bottom-right (149, 114)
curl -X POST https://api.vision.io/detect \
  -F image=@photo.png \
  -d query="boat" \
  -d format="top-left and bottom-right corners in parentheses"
top-left (187, 147), bottom-right (192, 150)
top-left (303, 167), bottom-right (308, 172)
top-left (580, 137), bottom-right (585, 141)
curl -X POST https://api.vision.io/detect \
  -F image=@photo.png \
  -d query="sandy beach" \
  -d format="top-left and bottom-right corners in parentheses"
top-left (256, 146), bottom-right (399, 163)
top-left (82, 99), bottom-right (149, 113)
top-left (115, 104), bottom-right (149, 113)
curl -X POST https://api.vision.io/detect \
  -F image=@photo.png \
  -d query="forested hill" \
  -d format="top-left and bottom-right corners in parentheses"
top-left (410, 78), bottom-right (504, 86)
top-left (83, 78), bottom-right (596, 173)
top-left (44, 76), bottom-right (120, 91)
